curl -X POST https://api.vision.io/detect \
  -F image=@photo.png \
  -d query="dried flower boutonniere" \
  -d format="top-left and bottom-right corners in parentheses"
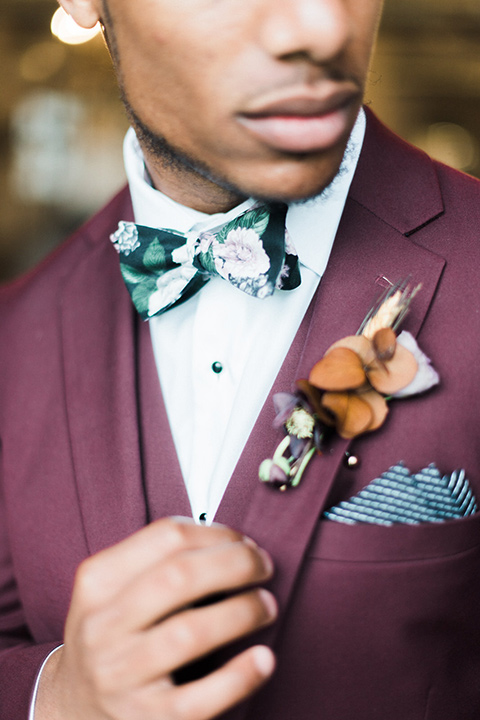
top-left (259, 279), bottom-right (440, 490)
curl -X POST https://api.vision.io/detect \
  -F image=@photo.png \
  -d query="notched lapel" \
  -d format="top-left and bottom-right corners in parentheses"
top-left (350, 107), bottom-right (445, 236)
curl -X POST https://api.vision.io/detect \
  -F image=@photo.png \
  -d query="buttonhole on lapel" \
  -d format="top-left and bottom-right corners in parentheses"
top-left (375, 275), bottom-right (393, 290)
top-left (344, 452), bottom-right (360, 469)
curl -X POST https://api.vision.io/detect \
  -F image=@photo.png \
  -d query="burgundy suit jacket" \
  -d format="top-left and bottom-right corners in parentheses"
top-left (2, 110), bottom-right (480, 719)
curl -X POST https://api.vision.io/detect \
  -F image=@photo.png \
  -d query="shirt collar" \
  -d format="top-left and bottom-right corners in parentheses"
top-left (124, 108), bottom-right (365, 277)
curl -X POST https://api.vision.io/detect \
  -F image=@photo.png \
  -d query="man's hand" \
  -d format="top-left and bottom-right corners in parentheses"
top-left (36, 518), bottom-right (277, 720)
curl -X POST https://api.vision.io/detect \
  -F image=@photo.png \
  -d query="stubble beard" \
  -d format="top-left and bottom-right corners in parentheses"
top-left (122, 95), bottom-right (254, 201)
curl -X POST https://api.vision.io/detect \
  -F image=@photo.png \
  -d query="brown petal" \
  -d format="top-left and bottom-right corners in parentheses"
top-left (326, 334), bottom-right (376, 366)
top-left (360, 389), bottom-right (389, 431)
top-left (321, 391), bottom-right (373, 439)
top-left (372, 327), bottom-right (396, 362)
top-left (309, 347), bottom-right (366, 391)
top-left (367, 344), bottom-right (418, 395)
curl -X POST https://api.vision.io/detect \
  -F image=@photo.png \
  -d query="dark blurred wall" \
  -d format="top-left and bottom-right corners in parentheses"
top-left (1, 0), bottom-right (480, 283)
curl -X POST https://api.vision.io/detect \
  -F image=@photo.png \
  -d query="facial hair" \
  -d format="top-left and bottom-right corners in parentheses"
top-left (124, 95), bottom-right (253, 199)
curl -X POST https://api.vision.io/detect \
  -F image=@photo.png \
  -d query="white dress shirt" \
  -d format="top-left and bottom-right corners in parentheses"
top-left (29, 109), bottom-right (365, 718)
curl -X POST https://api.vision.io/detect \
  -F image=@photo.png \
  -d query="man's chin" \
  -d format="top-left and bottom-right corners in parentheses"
top-left (228, 136), bottom-right (351, 203)
top-left (228, 159), bottom-right (345, 205)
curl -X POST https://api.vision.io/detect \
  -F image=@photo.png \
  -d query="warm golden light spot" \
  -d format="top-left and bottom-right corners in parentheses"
top-left (51, 7), bottom-right (101, 45)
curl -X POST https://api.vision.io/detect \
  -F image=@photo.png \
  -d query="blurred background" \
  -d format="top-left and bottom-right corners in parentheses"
top-left (1, 0), bottom-right (480, 282)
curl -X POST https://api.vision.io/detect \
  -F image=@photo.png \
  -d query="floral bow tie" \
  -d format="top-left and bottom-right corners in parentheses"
top-left (110, 203), bottom-right (300, 320)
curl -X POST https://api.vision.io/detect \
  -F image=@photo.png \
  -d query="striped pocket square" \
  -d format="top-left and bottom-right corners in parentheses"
top-left (324, 462), bottom-right (477, 526)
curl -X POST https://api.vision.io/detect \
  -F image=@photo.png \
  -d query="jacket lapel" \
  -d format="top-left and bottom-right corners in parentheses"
top-left (216, 110), bottom-right (447, 664)
top-left (137, 316), bottom-right (192, 521)
top-left (60, 191), bottom-right (150, 555)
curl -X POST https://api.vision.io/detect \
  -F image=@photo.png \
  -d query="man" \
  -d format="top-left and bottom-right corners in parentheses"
top-left (2, 0), bottom-right (480, 718)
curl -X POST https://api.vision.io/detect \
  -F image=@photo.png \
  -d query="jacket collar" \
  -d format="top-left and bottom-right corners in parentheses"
top-left (349, 106), bottom-right (444, 235)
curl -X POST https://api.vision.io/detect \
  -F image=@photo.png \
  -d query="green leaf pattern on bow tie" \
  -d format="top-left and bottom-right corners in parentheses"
top-left (119, 263), bottom-right (147, 286)
top-left (215, 206), bottom-right (270, 244)
top-left (119, 262), bottom-right (158, 318)
top-left (113, 222), bottom-right (188, 317)
top-left (118, 238), bottom-right (168, 317)
top-left (143, 238), bottom-right (167, 270)
top-left (133, 280), bottom-right (157, 317)
top-left (194, 237), bottom-right (217, 275)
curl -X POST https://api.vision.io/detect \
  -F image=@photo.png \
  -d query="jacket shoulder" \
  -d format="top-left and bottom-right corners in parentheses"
top-left (0, 185), bottom-right (132, 309)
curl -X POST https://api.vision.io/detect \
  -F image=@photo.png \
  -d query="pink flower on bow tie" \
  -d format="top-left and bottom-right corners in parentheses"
top-left (213, 227), bottom-right (270, 280)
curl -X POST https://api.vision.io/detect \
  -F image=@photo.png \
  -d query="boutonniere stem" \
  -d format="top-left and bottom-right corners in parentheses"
top-left (259, 279), bottom-right (440, 491)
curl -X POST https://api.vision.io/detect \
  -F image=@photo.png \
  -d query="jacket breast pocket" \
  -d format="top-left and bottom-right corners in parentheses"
top-left (268, 513), bottom-right (480, 720)
top-left (308, 507), bottom-right (480, 563)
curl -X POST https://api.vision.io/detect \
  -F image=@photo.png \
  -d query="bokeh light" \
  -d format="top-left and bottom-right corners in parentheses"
top-left (51, 7), bottom-right (101, 46)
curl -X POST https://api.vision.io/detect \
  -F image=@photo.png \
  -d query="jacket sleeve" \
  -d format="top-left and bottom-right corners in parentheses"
top-left (0, 453), bottom-right (59, 719)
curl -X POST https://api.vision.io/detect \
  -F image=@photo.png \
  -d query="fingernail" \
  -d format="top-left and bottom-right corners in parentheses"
top-left (258, 548), bottom-right (274, 575)
top-left (253, 646), bottom-right (276, 677)
top-left (242, 535), bottom-right (259, 549)
top-left (258, 589), bottom-right (278, 619)
top-left (243, 537), bottom-right (274, 575)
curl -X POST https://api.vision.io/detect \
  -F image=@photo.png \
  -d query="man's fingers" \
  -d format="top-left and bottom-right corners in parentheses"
top-left (71, 518), bottom-right (247, 606)
top-left (117, 589), bottom-right (277, 684)
top-left (163, 646), bottom-right (276, 720)
top-left (89, 537), bottom-right (273, 638)
top-left (62, 519), bottom-right (277, 720)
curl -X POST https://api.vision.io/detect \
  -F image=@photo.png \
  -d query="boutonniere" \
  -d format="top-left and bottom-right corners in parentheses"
top-left (259, 280), bottom-right (440, 491)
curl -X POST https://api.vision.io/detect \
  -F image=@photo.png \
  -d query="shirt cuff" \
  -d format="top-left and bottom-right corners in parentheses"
top-left (29, 645), bottom-right (63, 720)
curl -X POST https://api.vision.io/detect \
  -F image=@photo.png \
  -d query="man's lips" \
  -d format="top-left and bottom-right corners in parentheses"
top-left (237, 86), bottom-right (360, 154)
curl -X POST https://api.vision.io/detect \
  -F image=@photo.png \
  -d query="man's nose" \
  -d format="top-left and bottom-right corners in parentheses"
top-left (258, 0), bottom-right (352, 63)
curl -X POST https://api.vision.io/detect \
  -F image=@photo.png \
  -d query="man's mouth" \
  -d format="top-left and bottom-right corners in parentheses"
top-left (237, 85), bottom-right (360, 154)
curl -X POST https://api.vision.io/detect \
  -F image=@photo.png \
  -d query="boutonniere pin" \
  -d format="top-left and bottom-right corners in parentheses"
top-left (259, 279), bottom-right (440, 491)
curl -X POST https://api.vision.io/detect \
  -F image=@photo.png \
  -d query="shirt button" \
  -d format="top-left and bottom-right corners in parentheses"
top-left (199, 512), bottom-right (207, 522)
top-left (211, 361), bottom-right (223, 374)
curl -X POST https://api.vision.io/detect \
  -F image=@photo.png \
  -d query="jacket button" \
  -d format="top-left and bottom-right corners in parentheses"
top-left (344, 452), bottom-right (360, 469)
